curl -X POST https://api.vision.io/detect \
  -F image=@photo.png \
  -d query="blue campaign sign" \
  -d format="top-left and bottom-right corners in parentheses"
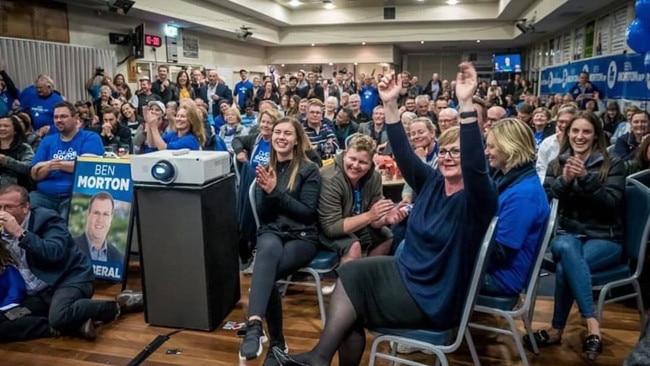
top-left (540, 53), bottom-right (650, 101)
top-left (68, 157), bottom-right (134, 282)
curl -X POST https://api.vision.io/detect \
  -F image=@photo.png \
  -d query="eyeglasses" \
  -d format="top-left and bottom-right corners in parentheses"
top-left (0, 203), bottom-right (26, 211)
top-left (438, 148), bottom-right (461, 158)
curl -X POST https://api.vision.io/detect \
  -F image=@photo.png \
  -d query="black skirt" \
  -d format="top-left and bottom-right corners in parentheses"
top-left (338, 256), bottom-right (433, 329)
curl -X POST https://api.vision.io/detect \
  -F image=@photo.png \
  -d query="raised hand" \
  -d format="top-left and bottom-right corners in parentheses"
top-left (455, 62), bottom-right (478, 106)
top-left (378, 73), bottom-right (402, 104)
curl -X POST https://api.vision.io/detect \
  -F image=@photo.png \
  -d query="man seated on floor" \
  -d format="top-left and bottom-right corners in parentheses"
top-left (0, 184), bottom-right (142, 343)
top-left (318, 134), bottom-right (394, 294)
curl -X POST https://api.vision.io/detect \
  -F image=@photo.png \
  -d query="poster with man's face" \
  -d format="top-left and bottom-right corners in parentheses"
top-left (68, 157), bottom-right (133, 281)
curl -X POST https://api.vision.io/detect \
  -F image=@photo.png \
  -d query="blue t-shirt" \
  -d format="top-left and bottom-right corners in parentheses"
top-left (31, 130), bottom-right (105, 195)
top-left (487, 174), bottom-right (550, 295)
top-left (0, 91), bottom-right (16, 118)
top-left (534, 131), bottom-right (544, 149)
top-left (360, 85), bottom-right (379, 116)
top-left (145, 132), bottom-right (200, 153)
top-left (19, 86), bottom-right (65, 131)
top-left (0, 266), bottom-right (26, 308)
top-left (234, 80), bottom-right (253, 109)
top-left (250, 138), bottom-right (270, 169)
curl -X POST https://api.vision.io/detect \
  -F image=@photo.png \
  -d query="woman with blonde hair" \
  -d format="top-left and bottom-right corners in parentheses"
top-left (144, 99), bottom-right (205, 151)
top-left (531, 107), bottom-right (554, 147)
top-left (239, 117), bottom-right (321, 364)
top-left (219, 106), bottom-right (249, 151)
top-left (483, 118), bottom-right (549, 295)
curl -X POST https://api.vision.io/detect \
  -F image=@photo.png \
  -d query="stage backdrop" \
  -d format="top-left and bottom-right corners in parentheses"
top-left (539, 53), bottom-right (650, 106)
top-left (68, 157), bottom-right (133, 282)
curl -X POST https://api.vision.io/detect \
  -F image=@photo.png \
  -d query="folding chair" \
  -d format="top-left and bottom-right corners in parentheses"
top-left (591, 170), bottom-right (650, 330)
top-left (466, 199), bottom-right (559, 366)
top-left (248, 180), bottom-right (338, 328)
top-left (368, 217), bottom-right (498, 366)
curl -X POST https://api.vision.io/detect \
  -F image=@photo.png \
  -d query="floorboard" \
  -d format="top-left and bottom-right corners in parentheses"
top-left (0, 266), bottom-right (644, 365)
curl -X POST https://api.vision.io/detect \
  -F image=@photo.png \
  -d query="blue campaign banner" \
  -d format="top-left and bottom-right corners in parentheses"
top-left (68, 157), bottom-right (133, 282)
top-left (539, 53), bottom-right (650, 101)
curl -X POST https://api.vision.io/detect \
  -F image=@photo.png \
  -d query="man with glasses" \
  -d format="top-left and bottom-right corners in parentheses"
top-left (485, 105), bottom-right (507, 132)
top-left (0, 184), bottom-right (142, 342)
top-left (536, 106), bottom-right (577, 182)
top-left (30, 102), bottom-right (105, 223)
top-left (304, 101), bottom-right (338, 159)
top-left (438, 108), bottom-right (459, 134)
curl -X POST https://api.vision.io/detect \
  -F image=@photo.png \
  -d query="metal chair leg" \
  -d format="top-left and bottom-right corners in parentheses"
top-left (464, 328), bottom-right (481, 366)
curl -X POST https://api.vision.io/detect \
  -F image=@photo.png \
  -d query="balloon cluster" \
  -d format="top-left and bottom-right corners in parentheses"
top-left (627, 0), bottom-right (650, 56)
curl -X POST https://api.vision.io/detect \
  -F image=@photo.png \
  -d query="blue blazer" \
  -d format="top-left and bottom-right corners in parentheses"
top-left (21, 208), bottom-right (94, 288)
top-left (199, 84), bottom-right (233, 117)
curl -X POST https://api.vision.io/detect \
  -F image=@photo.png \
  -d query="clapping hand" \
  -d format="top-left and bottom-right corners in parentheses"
top-left (256, 165), bottom-right (277, 194)
top-left (455, 62), bottom-right (478, 107)
top-left (143, 108), bottom-right (159, 129)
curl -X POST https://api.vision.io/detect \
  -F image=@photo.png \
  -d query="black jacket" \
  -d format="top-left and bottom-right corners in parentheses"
top-left (199, 84), bottom-right (233, 117)
top-left (544, 151), bottom-right (625, 240)
top-left (74, 235), bottom-right (124, 264)
top-left (298, 83), bottom-right (324, 102)
top-left (256, 159), bottom-right (322, 243)
top-left (232, 133), bottom-right (323, 167)
top-left (102, 122), bottom-right (133, 153)
top-left (21, 208), bottom-right (94, 288)
top-left (152, 80), bottom-right (177, 104)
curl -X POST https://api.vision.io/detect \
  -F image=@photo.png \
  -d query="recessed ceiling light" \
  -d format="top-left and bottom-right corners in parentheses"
top-left (288, 0), bottom-right (301, 6)
top-left (362, 41), bottom-right (366, 45)
top-left (476, 39), bottom-right (481, 43)
top-left (328, 62), bottom-right (333, 65)
top-left (281, 64), bottom-right (285, 67)
top-left (447, 0), bottom-right (458, 4)
top-left (324, 3), bottom-right (335, 9)
top-left (354, 62), bottom-right (358, 65)
top-left (420, 41), bottom-right (425, 44)
top-left (311, 43), bottom-right (315, 46)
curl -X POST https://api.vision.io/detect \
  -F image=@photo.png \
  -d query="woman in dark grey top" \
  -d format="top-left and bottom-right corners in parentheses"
top-left (0, 115), bottom-right (34, 190)
top-left (239, 117), bottom-right (322, 364)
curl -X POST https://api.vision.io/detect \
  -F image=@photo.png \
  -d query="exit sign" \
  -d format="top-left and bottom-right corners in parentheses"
top-left (145, 34), bottom-right (162, 47)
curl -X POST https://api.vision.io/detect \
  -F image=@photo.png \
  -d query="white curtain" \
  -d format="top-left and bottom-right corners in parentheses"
top-left (0, 37), bottom-right (116, 103)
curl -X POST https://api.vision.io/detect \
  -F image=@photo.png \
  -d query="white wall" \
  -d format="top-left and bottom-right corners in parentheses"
top-left (66, 5), bottom-right (267, 88)
top-left (266, 44), bottom-right (397, 65)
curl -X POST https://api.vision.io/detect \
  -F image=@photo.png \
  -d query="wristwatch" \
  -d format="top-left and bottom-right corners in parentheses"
top-left (18, 230), bottom-right (26, 241)
top-left (459, 111), bottom-right (478, 119)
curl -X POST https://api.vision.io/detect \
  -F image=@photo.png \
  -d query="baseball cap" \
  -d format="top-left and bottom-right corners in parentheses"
top-left (147, 100), bottom-right (166, 115)
top-left (75, 100), bottom-right (92, 107)
top-left (490, 80), bottom-right (498, 86)
top-left (139, 75), bottom-right (150, 81)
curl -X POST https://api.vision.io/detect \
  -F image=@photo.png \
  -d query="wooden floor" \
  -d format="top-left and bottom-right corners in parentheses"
top-left (0, 266), bottom-right (645, 366)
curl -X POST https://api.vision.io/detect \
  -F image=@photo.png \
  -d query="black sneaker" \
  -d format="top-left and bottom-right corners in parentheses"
top-left (262, 340), bottom-right (288, 366)
top-left (239, 319), bottom-right (264, 360)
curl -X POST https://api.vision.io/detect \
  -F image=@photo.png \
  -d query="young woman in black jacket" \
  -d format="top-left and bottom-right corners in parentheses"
top-left (529, 111), bottom-right (625, 360)
top-left (239, 117), bottom-right (322, 364)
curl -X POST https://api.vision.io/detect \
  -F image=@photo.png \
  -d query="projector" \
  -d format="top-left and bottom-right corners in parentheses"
top-left (131, 149), bottom-right (231, 185)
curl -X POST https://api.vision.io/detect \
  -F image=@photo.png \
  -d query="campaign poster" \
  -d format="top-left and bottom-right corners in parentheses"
top-left (68, 157), bottom-right (133, 282)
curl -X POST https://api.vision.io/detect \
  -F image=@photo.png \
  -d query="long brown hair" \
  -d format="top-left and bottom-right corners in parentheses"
top-left (178, 100), bottom-right (207, 147)
top-left (268, 117), bottom-right (311, 191)
top-left (555, 111), bottom-right (611, 181)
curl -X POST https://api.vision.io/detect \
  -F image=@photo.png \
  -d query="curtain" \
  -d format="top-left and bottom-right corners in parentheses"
top-left (0, 37), bottom-right (116, 103)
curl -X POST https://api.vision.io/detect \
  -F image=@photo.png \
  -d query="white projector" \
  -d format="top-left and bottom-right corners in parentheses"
top-left (130, 149), bottom-right (231, 185)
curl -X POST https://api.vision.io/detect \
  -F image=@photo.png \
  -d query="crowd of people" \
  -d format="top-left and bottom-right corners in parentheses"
top-left (0, 57), bottom-right (648, 366)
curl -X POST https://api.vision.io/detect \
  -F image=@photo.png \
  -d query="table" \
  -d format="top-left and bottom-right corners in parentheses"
top-left (382, 177), bottom-right (405, 202)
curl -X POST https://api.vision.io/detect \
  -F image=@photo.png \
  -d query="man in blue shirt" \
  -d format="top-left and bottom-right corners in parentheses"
top-left (359, 75), bottom-right (379, 116)
top-left (569, 72), bottom-right (601, 110)
top-left (18, 75), bottom-right (64, 136)
top-left (30, 102), bottom-right (105, 223)
top-left (234, 69), bottom-right (254, 111)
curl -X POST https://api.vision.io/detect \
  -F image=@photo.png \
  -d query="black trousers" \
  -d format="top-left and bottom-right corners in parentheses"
top-left (0, 282), bottom-right (118, 342)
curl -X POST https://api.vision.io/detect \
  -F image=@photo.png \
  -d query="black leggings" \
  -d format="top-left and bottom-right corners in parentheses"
top-left (248, 232), bottom-right (317, 341)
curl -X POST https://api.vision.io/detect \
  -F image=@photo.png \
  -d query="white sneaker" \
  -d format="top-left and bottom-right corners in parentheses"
top-left (393, 342), bottom-right (434, 355)
top-left (322, 284), bottom-right (336, 295)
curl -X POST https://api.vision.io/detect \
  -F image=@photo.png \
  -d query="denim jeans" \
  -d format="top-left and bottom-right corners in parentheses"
top-left (29, 191), bottom-right (71, 224)
top-left (550, 234), bottom-right (622, 329)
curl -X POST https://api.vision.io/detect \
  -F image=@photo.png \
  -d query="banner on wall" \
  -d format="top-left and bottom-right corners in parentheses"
top-left (539, 53), bottom-right (650, 101)
top-left (68, 157), bottom-right (133, 282)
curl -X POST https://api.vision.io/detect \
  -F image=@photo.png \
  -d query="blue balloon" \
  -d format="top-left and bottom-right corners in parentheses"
top-left (627, 19), bottom-right (650, 54)
top-left (637, 0), bottom-right (650, 25)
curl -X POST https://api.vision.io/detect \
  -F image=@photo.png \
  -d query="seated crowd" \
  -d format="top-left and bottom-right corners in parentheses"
top-left (0, 58), bottom-right (648, 366)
